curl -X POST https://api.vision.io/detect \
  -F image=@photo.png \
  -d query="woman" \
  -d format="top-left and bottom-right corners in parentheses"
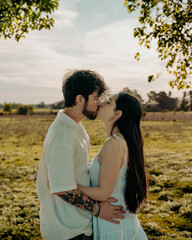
top-left (78, 92), bottom-right (148, 240)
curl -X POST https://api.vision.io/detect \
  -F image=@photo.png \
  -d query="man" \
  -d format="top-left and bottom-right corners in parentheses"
top-left (37, 70), bottom-right (125, 240)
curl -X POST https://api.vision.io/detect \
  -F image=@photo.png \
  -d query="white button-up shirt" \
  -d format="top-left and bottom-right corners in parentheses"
top-left (37, 110), bottom-right (92, 240)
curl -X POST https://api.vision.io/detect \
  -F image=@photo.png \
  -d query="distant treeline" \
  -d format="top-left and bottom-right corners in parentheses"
top-left (0, 89), bottom-right (192, 115)
top-left (121, 88), bottom-right (192, 112)
top-left (0, 104), bottom-right (35, 115)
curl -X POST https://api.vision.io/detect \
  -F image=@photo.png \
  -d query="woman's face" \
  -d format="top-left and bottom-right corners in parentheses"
top-left (97, 94), bottom-right (119, 122)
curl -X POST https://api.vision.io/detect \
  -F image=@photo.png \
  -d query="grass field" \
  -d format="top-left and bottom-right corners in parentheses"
top-left (0, 108), bottom-right (58, 115)
top-left (0, 117), bottom-right (191, 239)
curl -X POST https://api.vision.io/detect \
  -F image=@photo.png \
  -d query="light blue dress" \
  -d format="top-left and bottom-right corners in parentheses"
top-left (89, 134), bottom-right (148, 240)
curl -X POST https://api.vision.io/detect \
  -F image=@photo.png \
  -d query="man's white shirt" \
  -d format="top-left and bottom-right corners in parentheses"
top-left (37, 110), bottom-right (92, 240)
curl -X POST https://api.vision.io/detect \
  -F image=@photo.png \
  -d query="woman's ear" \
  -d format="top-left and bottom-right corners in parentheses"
top-left (114, 110), bottom-right (122, 120)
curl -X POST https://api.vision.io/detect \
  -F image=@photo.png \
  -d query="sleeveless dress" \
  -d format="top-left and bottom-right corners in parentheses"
top-left (89, 134), bottom-right (148, 240)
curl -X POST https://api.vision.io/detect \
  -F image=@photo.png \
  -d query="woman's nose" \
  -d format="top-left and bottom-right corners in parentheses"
top-left (100, 102), bottom-right (105, 107)
top-left (97, 99), bottom-right (101, 106)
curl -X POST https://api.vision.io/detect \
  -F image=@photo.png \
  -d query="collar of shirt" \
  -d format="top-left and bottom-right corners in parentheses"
top-left (57, 110), bottom-right (88, 136)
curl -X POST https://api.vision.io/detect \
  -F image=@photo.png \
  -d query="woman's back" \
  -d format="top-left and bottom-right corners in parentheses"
top-left (90, 134), bottom-right (148, 240)
top-left (91, 134), bottom-right (127, 205)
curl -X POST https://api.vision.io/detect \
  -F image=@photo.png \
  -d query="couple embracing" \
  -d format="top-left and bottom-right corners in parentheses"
top-left (37, 70), bottom-right (148, 240)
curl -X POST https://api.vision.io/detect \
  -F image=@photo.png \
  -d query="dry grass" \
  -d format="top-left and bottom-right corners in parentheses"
top-left (143, 112), bottom-right (192, 121)
top-left (0, 117), bottom-right (191, 239)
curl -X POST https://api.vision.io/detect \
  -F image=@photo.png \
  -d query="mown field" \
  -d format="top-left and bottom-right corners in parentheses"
top-left (0, 117), bottom-right (191, 240)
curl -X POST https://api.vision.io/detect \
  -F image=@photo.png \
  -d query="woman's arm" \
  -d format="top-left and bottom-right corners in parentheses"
top-left (78, 138), bottom-right (122, 201)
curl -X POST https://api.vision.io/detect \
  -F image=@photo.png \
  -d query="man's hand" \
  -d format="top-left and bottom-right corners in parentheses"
top-left (99, 198), bottom-right (126, 224)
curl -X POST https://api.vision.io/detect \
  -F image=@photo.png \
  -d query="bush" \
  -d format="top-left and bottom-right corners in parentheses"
top-left (3, 103), bottom-right (12, 113)
top-left (17, 105), bottom-right (34, 115)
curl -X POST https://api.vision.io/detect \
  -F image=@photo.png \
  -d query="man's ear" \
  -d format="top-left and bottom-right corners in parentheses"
top-left (114, 110), bottom-right (122, 120)
top-left (76, 95), bottom-right (85, 105)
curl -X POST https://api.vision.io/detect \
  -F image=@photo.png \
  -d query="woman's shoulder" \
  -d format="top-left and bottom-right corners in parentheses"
top-left (102, 135), bottom-right (121, 153)
top-left (99, 136), bottom-right (123, 166)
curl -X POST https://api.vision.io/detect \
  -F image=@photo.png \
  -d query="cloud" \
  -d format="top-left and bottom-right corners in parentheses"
top-left (0, 0), bottom-right (185, 104)
top-left (0, 81), bottom-right (63, 104)
top-left (53, 9), bottom-right (79, 29)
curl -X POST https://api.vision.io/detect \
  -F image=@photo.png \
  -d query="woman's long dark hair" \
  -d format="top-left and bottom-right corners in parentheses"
top-left (112, 92), bottom-right (147, 213)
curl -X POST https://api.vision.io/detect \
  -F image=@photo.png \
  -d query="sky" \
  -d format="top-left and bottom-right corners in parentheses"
top-left (0, 0), bottom-right (187, 104)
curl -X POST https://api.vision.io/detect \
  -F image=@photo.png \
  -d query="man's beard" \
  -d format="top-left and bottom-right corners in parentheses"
top-left (82, 101), bottom-right (98, 120)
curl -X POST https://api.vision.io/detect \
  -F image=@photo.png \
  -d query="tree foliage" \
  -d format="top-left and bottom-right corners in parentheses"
top-left (51, 100), bottom-right (64, 109)
top-left (3, 103), bottom-right (13, 113)
top-left (179, 91), bottom-right (192, 111)
top-left (146, 91), bottom-right (178, 111)
top-left (122, 87), bottom-right (144, 103)
top-left (37, 101), bottom-right (46, 108)
top-left (17, 104), bottom-right (34, 114)
top-left (0, 0), bottom-right (59, 41)
top-left (124, 0), bottom-right (192, 89)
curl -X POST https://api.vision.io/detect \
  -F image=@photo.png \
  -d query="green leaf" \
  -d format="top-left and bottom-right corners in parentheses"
top-left (135, 52), bottom-right (140, 61)
top-left (148, 75), bottom-right (155, 82)
top-left (0, 0), bottom-right (59, 41)
top-left (126, 0), bottom-right (191, 89)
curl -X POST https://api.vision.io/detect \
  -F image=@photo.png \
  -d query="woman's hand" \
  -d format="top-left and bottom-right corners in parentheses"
top-left (77, 184), bottom-right (82, 190)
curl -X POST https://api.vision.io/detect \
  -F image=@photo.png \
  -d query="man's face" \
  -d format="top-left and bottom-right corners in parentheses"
top-left (82, 91), bottom-right (101, 120)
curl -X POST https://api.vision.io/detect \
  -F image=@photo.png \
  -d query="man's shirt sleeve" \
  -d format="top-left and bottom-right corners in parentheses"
top-left (47, 144), bottom-right (77, 194)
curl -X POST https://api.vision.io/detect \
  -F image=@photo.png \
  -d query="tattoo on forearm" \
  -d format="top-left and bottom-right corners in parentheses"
top-left (58, 189), bottom-right (97, 214)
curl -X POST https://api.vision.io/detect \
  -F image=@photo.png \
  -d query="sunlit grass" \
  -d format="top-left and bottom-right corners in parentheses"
top-left (0, 117), bottom-right (192, 239)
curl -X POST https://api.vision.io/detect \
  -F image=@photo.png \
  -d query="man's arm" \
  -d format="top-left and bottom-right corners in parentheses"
top-left (54, 188), bottom-right (98, 215)
top-left (54, 189), bottom-right (125, 224)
